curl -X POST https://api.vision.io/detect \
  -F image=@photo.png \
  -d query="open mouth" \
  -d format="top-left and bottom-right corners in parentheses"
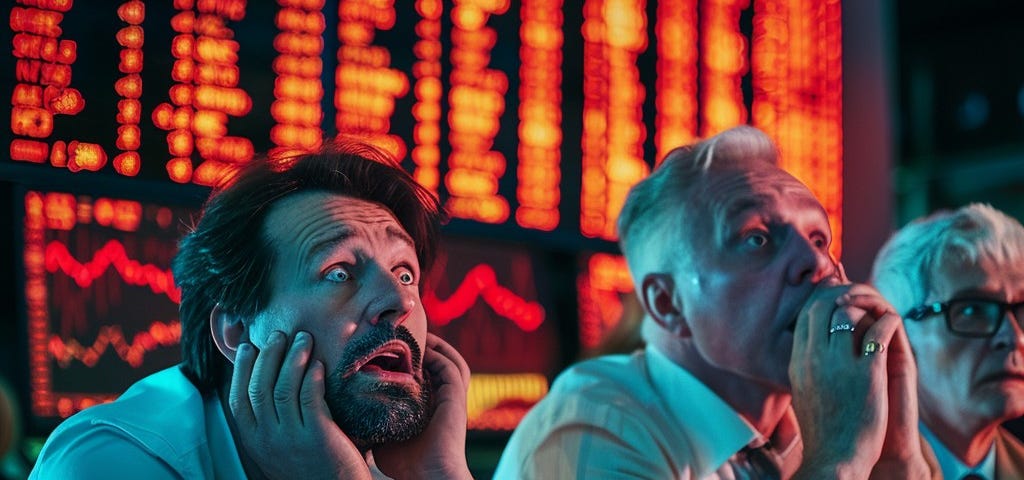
top-left (349, 340), bottom-right (414, 378)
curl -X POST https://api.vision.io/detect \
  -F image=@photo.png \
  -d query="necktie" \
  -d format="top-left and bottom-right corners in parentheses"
top-left (728, 442), bottom-right (781, 480)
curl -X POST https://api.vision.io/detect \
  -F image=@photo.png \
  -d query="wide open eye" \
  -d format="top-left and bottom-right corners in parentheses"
top-left (324, 265), bottom-right (351, 283)
top-left (395, 266), bottom-right (415, 285)
top-left (744, 232), bottom-right (769, 248)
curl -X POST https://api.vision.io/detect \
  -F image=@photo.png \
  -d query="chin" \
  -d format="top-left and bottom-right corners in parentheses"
top-left (1000, 395), bottom-right (1024, 420)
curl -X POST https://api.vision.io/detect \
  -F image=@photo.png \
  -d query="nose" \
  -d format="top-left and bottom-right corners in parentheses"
top-left (785, 234), bottom-right (835, 286)
top-left (992, 309), bottom-right (1024, 351)
top-left (364, 266), bottom-right (416, 327)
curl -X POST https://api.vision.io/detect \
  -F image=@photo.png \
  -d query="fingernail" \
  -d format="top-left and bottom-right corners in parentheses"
top-left (267, 331), bottom-right (284, 344)
top-left (294, 331), bottom-right (310, 346)
top-left (238, 343), bottom-right (252, 355)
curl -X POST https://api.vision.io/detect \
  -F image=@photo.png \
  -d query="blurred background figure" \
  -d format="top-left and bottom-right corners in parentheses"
top-left (872, 204), bottom-right (1024, 479)
top-left (0, 376), bottom-right (29, 480)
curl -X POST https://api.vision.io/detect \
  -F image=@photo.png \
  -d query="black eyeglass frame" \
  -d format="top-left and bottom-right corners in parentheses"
top-left (904, 298), bottom-right (1024, 338)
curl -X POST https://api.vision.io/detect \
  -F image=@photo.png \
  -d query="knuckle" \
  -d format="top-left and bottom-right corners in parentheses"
top-left (300, 389), bottom-right (319, 409)
top-left (248, 386), bottom-right (268, 405)
top-left (273, 385), bottom-right (294, 403)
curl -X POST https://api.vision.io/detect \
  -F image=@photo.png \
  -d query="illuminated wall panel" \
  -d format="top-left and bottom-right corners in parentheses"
top-left (424, 238), bottom-right (560, 430)
top-left (24, 191), bottom-right (187, 418)
top-left (515, 0), bottom-right (563, 231)
top-left (700, 0), bottom-right (749, 136)
top-left (4, 1), bottom-right (848, 431)
top-left (271, 0), bottom-right (326, 152)
top-left (580, 0), bottom-right (650, 241)
top-left (9, 1), bottom-right (101, 170)
top-left (467, 373), bottom-right (547, 431)
top-left (334, 0), bottom-right (409, 160)
top-left (752, 0), bottom-right (844, 255)
top-left (445, 0), bottom-right (511, 224)
top-left (113, 1), bottom-right (144, 176)
top-left (577, 253), bottom-right (634, 351)
top-left (155, 0), bottom-right (254, 185)
top-left (411, 0), bottom-right (443, 194)
top-left (654, 0), bottom-right (698, 162)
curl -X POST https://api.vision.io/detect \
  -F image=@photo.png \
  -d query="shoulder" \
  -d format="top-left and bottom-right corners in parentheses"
top-left (31, 424), bottom-right (180, 479)
top-left (541, 352), bottom-right (663, 425)
top-left (494, 352), bottom-right (694, 479)
top-left (31, 366), bottom-right (213, 479)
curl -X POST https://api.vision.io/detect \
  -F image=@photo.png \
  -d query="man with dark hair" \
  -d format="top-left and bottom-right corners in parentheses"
top-left (872, 204), bottom-right (1024, 479)
top-left (31, 143), bottom-right (473, 479)
top-left (496, 126), bottom-right (930, 479)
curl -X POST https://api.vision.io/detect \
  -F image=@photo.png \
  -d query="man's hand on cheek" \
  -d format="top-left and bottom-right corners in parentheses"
top-left (229, 330), bottom-right (371, 480)
top-left (374, 333), bottom-right (473, 480)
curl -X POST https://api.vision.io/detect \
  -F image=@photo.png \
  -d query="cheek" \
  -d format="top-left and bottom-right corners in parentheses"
top-left (307, 320), bottom-right (361, 366)
top-left (914, 337), bottom-right (976, 390)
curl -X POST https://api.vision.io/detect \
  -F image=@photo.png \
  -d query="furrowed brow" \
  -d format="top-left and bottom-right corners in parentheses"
top-left (305, 228), bottom-right (353, 265)
top-left (385, 224), bottom-right (415, 250)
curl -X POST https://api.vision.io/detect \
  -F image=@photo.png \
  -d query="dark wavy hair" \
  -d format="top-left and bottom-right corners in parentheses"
top-left (172, 142), bottom-right (445, 392)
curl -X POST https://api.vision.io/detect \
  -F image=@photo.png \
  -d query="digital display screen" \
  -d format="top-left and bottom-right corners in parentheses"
top-left (23, 190), bottom-right (189, 419)
top-left (7, 0), bottom-right (845, 433)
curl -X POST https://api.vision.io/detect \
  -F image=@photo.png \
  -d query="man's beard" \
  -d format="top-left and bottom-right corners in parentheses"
top-left (325, 326), bottom-right (431, 450)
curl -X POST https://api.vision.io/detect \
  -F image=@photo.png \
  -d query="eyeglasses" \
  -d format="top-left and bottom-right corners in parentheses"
top-left (905, 298), bottom-right (1024, 338)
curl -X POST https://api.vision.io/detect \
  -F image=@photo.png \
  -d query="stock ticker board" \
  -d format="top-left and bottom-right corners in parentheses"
top-left (5, 0), bottom-right (844, 431)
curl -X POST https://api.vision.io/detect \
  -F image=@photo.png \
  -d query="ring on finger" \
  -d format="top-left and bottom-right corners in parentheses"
top-left (863, 340), bottom-right (885, 356)
top-left (828, 323), bottom-right (855, 335)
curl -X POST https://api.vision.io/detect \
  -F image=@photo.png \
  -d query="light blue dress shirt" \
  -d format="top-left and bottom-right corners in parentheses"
top-left (494, 346), bottom-right (802, 479)
top-left (30, 366), bottom-right (247, 479)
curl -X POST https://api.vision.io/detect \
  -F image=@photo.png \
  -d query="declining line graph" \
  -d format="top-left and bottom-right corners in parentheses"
top-left (423, 263), bottom-right (545, 332)
top-left (45, 239), bottom-right (180, 303)
top-left (26, 191), bottom-right (188, 418)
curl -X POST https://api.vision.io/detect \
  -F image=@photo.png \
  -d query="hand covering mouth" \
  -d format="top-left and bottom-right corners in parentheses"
top-left (348, 340), bottom-right (414, 377)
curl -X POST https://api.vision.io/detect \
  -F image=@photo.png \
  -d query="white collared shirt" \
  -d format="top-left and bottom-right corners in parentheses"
top-left (921, 421), bottom-right (996, 480)
top-left (494, 346), bottom-right (802, 479)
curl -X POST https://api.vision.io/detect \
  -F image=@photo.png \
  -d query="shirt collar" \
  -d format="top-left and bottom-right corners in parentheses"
top-left (646, 345), bottom-right (761, 475)
top-left (921, 421), bottom-right (996, 480)
top-left (205, 392), bottom-right (248, 479)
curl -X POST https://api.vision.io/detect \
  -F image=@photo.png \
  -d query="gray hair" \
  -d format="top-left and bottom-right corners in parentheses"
top-left (870, 203), bottom-right (1024, 315)
top-left (616, 126), bottom-right (779, 286)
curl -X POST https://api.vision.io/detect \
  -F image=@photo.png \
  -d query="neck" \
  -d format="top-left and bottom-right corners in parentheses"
top-left (667, 342), bottom-right (793, 437)
top-left (922, 410), bottom-right (999, 467)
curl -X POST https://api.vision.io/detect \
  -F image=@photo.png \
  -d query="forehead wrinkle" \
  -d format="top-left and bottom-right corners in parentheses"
top-left (385, 224), bottom-right (415, 250)
top-left (701, 172), bottom-right (826, 244)
top-left (302, 226), bottom-right (353, 267)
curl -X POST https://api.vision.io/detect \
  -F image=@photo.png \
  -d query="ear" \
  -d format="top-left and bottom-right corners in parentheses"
top-left (210, 304), bottom-right (248, 364)
top-left (640, 273), bottom-right (690, 337)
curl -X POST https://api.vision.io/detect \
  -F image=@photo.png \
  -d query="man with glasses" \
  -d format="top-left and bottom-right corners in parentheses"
top-left (872, 203), bottom-right (1024, 479)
